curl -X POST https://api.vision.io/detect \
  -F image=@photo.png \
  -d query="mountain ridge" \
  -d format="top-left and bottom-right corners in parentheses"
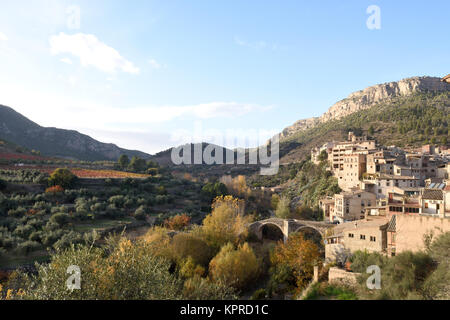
top-left (281, 76), bottom-right (450, 138)
top-left (0, 105), bottom-right (151, 161)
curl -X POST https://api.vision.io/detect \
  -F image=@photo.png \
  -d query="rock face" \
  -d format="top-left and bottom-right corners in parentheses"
top-left (281, 76), bottom-right (450, 138)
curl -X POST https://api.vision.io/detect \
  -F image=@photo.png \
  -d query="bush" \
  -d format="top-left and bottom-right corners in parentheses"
top-left (275, 196), bottom-right (291, 219)
top-left (209, 242), bottom-right (261, 290)
top-left (16, 240), bottom-right (41, 255)
top-left (182, 275), bottom-right (237, 300)
top-left (48, 168), bottom-right (77, 189)
top-left (164, 214), bottom-right (191, 231)
top-left (134, 205), bottom-right (147, 220)
top-left (49, 213), bottom-right (70, 226)
top-left (172, 233), bottom-right (214, 267)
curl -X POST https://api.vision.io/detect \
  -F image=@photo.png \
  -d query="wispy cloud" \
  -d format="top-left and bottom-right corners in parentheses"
top-left (49, 32), bottom-right (140, 74)
top-left (0, 32), bottom-right (8, 41)
top-left (148, 58), bottom-right (162, 69)
top-left (234, 36), bottom-right (280, 51)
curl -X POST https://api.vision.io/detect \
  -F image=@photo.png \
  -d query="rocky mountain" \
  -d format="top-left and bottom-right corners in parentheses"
top-left (281, 76), bottom-right (450, 138)
top-left (0, 105), bottom-right (151, 161)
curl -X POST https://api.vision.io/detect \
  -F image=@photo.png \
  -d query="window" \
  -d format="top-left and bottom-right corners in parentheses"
top-left (360, 234), bottom-right (366, 240)
top-left (370, 236), bottom-right (376, 242)
top-left (348, 233), bottom-right (354, 238)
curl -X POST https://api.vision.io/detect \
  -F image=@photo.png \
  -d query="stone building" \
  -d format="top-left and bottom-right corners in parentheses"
top-left (325, 217), bottom-right (389, 263)
top-left (333, 189), bottom-right (376, 223)
top-left (386, 214), bottom-right (450, 256)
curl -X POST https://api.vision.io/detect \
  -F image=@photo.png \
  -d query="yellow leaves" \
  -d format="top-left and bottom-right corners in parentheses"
top-left (271, 233), bottom-right (322, 290)
top-left (201, 196), bottom-right (252, 249)
top-left (220, 175), bottom-right (251, 199)
top-left (209, 242), bottom-right (261, 290)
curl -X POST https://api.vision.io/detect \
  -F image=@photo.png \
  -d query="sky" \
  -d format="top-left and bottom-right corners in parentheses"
top-left (0, 0), bottom-right (449, 154)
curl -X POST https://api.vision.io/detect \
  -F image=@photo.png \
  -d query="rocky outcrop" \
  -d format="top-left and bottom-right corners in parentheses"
top-left (281, 76), bottom-right (450, 138)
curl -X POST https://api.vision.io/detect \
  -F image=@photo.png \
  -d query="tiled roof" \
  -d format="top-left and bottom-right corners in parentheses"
top-left (422, 189), bottom-right (443, 200)
top-left (387, 215), bottom-right (396, 232)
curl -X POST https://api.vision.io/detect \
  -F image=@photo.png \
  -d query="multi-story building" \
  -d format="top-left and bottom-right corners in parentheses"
top-left (333, 189), bottom-right (376, 223)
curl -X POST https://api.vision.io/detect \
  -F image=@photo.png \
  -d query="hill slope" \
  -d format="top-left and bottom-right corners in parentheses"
top-left (0, 105), bottom-right (151, 161)
top-left (281, 76), bottom-right (449, 138)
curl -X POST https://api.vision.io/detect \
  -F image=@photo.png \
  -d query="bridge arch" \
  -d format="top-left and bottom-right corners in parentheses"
top-left (259, 222), bottom-right (284, 241)
top-left (291, 225), bottom-right (324, 247)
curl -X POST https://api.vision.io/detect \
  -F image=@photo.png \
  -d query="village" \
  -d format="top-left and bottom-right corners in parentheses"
top-left (309, 132), bottom-right (450, 271)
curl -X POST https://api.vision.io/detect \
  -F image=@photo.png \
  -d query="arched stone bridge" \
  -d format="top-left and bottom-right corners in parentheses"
top-left (249, 218), bottom-right (333, 243)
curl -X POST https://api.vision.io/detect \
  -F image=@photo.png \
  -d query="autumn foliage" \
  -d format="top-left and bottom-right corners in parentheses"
top-left (209, 242), bottom-right (261, 290)
top-left (45, 185), bottom-right (64, 194)
top-left (164, 214), bottom-right (191, 231)
top-left (271, 233), bottom-right (322, 290)
top-left (200, 195), bottom-right (252, 250)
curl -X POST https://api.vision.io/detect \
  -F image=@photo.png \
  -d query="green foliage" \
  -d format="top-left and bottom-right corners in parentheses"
top-left (48, 168), bottom-right (77, 189)
top-left (118, 154), bottom-right (130, 169)
top-left (275, 195), bottom-right (291, 219)
top-left (201, 182), bottom-right (228, 200)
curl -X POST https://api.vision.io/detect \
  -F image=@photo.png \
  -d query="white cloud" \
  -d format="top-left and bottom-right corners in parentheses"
top-left (49, 32), bottom-right (140, 74)
top-left (0, 32), bottom-right (8, 41)
top-left (60, 57), bottom-right (73, 64)
top-left (148, 58), bottom-right (161, 69)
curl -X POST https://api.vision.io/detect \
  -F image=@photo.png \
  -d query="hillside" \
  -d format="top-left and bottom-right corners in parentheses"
top-left (278, 91), bottom-right (450, 164)
top-left (0, 105), bottom-right (151, 161)
top-left (281, 76), bottom-right (449, 138)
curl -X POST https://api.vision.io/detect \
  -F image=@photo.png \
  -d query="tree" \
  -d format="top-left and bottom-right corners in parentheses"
top-left (318, 150), bottom-right (328, 162)
top-left (368, 125), bottom-right (375, 136)
top-left (271, 233), bottom-right (322, 291)
top-left (201, 182), bottom-right (228, 201)
top-left (128, 156), bottom-right (147, 173)
top-left (171, 233), bottom-right (214, 267)
top-left (118, 154), bottom-right (130, 169)
top-left (209, 242), bottom-right (261, 290)
top-left (275, 196), bottom-right (291, 219)
top-left (199, 196), bottom-right (252, 250)
top-left (48, 168), bottom-right (77, 189)
top-left (0, 178), bottom-right (6, 191)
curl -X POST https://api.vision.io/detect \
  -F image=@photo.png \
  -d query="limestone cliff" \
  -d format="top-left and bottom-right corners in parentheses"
top-left (281, 76), bottom-right (450, 138)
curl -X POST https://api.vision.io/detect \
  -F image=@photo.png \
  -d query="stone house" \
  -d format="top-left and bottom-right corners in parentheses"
top-left (333, 189), bottom-right (376, 223)
top-left (325, 217), bottom-right (389, 263)
top-left (387, 214), bottom-right (450, 256)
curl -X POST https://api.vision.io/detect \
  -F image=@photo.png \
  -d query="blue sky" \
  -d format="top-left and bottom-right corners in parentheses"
top-left (0, 0), bottom-right (448, 154)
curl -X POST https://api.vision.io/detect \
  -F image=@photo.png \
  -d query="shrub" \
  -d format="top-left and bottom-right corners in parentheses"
top-left (134, 205), bottom-right (147, 220)
top-left (45, 185), bottom-right (64, 194)
top-left (164, 214), bottom-right (191, 231)
top-left (275, 196), bottom-right (291, 219)
top-left (49, 213), bottom-right (70, 226)
top-left (48, 168), bottom-right (77, 189)
top-left (172, 233), bottom-right (215, 267)
top-left (209, 242), bottom-right (261, 290)
top-left (182, 275), bottom-right (237, 300)
top-left (16, 240), bottom-right (41, 255)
